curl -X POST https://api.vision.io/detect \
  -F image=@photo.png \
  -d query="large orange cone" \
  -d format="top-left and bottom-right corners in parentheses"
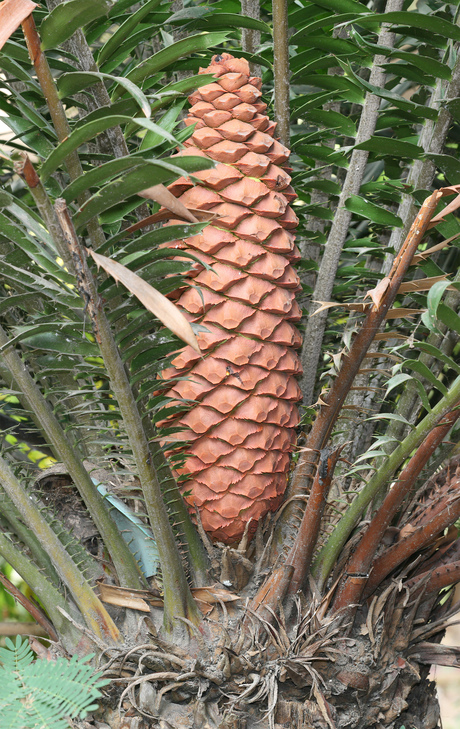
top-left (159, 54), bottom-right (302, 543)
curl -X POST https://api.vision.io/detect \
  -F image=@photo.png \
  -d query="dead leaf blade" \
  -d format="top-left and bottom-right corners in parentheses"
top-left (0, 0), bottom-right (37, 51)
top-left (139, 183), bottom-right (198, 223)
top-left (88, 249), bottom-right (201, 353)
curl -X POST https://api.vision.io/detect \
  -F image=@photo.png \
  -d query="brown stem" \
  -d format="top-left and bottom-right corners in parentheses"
top-left (247, 564), bottom-right (294, 625)
top-left (21, 13), bottom-right (105, 250)
top-left (364, 469), bottom-right (460, 598)
top-left (332, 408), bottom-right (460, 613)
top-left (272, 189), bottom-right (445, 568)
top-left (0, 571), bottom-right (58, 641)
top-left (286, 445), bottom-right (345, 596)
top-left (21, 14), bottom-right (70, 142)
top-left (289, 190), bottom-right (443, 500)
top-left (405, 560), bottom-right (460, 597)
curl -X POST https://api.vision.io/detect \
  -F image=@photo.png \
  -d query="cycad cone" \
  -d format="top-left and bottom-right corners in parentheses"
top-left (160, 54), bottom-right (302, 543)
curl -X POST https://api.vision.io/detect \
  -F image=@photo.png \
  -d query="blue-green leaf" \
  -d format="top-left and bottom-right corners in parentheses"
top-left (95, 481), bottom-right (160, 578)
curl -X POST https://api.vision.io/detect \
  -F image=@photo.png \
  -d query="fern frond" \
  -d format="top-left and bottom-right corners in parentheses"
top-left (0, 636), bottom-right (108, 729)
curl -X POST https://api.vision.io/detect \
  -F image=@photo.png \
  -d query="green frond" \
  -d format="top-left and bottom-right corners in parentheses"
top-left (0, 636), bottom-right (108, 729)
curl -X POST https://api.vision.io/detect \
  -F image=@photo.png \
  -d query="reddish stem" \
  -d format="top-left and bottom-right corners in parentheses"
top-left (14, 153), bottom-right (40, 187)
top-left (332, 408), bottom-right (460, 612)
top-left (286, 446), bottom-right (344, 595)
top-left (0, 571), bottom-right (58, 641)
top-left (257, 190), bottom-right (447, 615)
top-left (363, 468), bottom-right (460, 598)
top-left (289, 190), bottom-right (444, 500)
top-left (405, 560), bottom-right (460, 596)
top-left (21, 14), bottom-right (70, 143)
top-left (246, 564), bottom-right (294, 626)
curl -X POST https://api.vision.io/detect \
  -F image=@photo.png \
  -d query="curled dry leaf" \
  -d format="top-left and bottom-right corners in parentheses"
top-left (428, 187), bottom-right (460, 228)
top-left (98, 581), bottom-right (239, 614)
top-left (87, 249), bottom-right (201, 353)
top-left (97, 583), bottom-right (151, 612)
top-left (0, 0), bottom-right (37, 51)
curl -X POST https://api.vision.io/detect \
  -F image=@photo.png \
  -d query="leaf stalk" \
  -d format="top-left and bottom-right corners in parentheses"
top-left (55, 199), bottom-right (200, 636)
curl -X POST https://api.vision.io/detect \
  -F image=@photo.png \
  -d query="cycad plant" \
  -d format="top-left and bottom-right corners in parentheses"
top-left (0, 0), bottom-right (460, 728)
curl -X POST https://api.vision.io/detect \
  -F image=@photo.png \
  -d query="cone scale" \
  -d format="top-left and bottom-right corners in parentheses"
top-left (159, 54), bottom-right (302, 543)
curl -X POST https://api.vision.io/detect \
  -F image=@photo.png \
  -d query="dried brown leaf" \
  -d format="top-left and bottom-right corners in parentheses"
top-left (87, 249), bottom-right (201, 353)
top-left (311, 300), bottom-right (369, 315)
top-left (409, 642), bottom-right (460, 667)
top-left (312, 683), bottom-right (336, 729)
top-left (363, 351), bottom-right (401, 361)
top-left (192, 586), bottom-right (240, 604)
top-left (398, 275), bottom-right (452, 294)
top-left (373, 332), bottom-right (408, 341)
top-left (98, 583), bottom-right (151, 612)
top-left (428, 191), bottom-right (460, 227)
top-left (138, 183), bottom-right (198, 223)
top-left (0, 0), bottom-right (36, 51)
top-left (412, 233), bottom-right (460, 263)
top-left (385, 307), bottom-right (425, 319)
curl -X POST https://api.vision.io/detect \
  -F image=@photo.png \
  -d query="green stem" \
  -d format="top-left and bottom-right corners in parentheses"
top-left (313, 374), bottom-right (460, 589)
top-left (0, 455), bottom-right (120, 642)
top-left (0, 491), bottom-right (60, 586)
top-left (13, 152), bottom-right (108, 459)
top-left (0, 328), bottom-right (144, 591)
top-left (0, 529), bottom-right (84, 651)
top-left (55, 199), bottom-right (200, 637)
